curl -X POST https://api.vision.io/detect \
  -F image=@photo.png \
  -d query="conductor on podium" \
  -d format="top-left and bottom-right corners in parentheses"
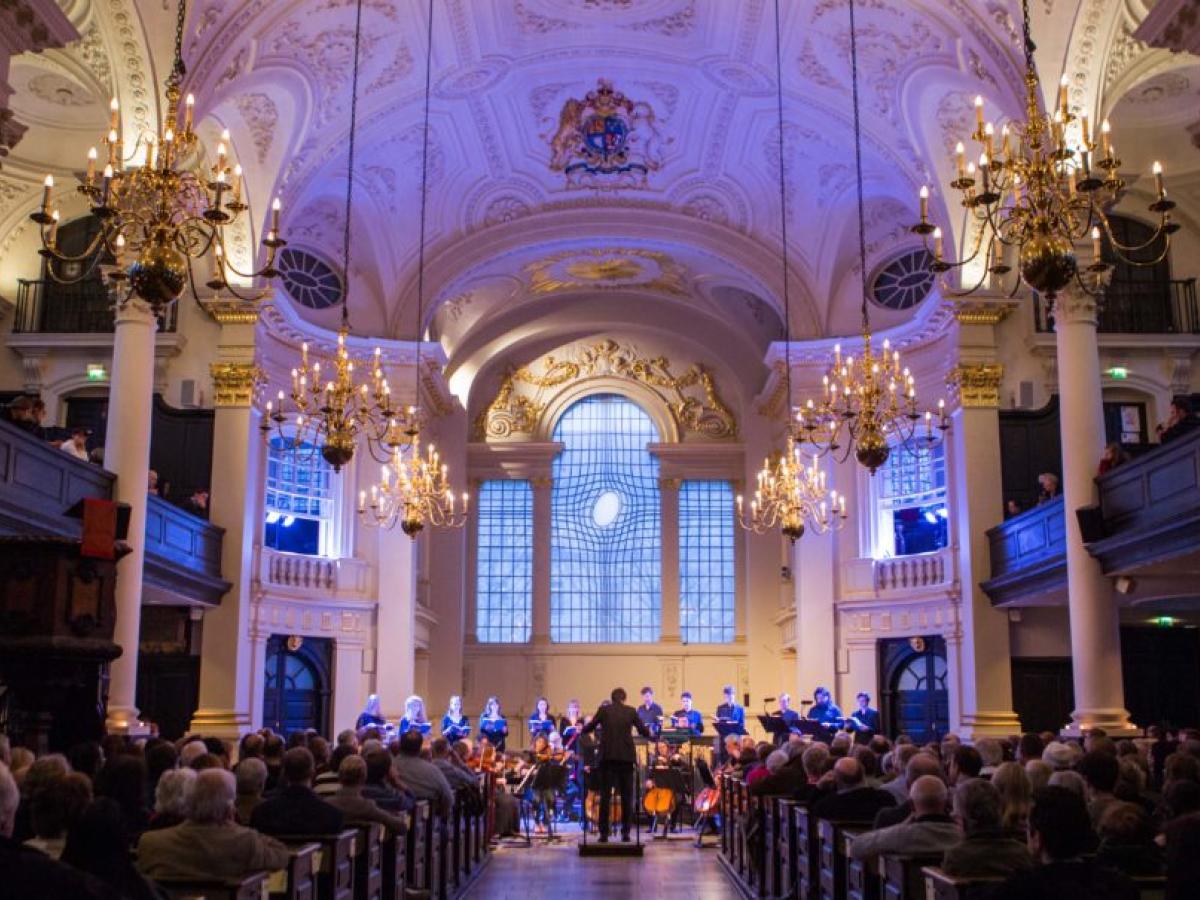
top-left (582, 687), bottom-right (652, 843)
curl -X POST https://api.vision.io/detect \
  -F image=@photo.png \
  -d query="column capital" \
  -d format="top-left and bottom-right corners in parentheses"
top-left (114, 297), bottom-right (159, 327)
top-left (199, 296), bottom-right (262, 326)
top-left (1051, 290), bottom-right (1100, 327)
top-left (210, 362), bottom-right (262, 408)
top-left (945, 363), bottom-right (1004, 409)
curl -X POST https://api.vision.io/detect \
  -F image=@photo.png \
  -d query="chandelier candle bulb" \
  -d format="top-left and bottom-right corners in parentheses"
top-left (919, 185), bottom-right (929, 223)
top-left (184, 93), bottom-right (194, 132)
top-left (933, 227), bottom-right (943, 259)
top-left (1101, 119), bottom-right (1112, 160)
top-left (1001, 125), bottom-right (1011, 159)
top-left (114, 233), bottom-right (125, 265)
top-left (1092, 226), bottom-right (1102, 262)
top-left (215, 142), bottom-right (226, 174)
top-left (1153, 161), bottom-right (1164, 198)
top-left (100, 165), bottom-right (113, 207)
top-left (40, 175), bottom-right (53, 216)
top-left (984, 122), bottom-right (995, 157)
top-left (1059, 73), bottom-right (1069, 116)
top-left (974, 95), bottom-right (984, 133)
top-left (271, 198), bottom-right (281, 233)
top-left (47, 211), bottom-right (59, 248)
top-left (108, 97), bottom-right (119, 131)
top-left (86, 147), bottom-right (97, 185)
top-left (107, 129), bottom-right (119, 165)
top-left (146, 135), bottom-right (157, 170)
top-left (955, 141), bottom-right (966, 179)
top-left (232, 164), bottom-right (242, 203)
top-left (1081, 113), bottom-right (1091, 147)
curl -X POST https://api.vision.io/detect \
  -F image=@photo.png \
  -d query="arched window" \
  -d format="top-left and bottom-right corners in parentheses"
top-left (551, 394), bottom-right (661, 642)
top-left (871, 440), bottom-right (948, 559)
top-left (475, 480), bottom-right (534, 643)
top-left (264, 437), bottom-right (337, 556)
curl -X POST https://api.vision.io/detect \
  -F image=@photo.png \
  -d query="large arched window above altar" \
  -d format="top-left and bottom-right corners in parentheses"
top-left (551, 394), bottom-right (662, 643)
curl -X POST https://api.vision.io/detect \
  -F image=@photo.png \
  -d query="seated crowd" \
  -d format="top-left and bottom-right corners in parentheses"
top-left (728, 725), bottom-right (1200, 899)
top-left (0, 724), bottom-right (486, 900)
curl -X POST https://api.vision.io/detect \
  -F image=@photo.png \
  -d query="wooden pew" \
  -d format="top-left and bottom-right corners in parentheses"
top-left (762, 796), bottom-right (782, 898)
top-left (795, 804), bottom-right (819, 900)
top-left (380, 825), bottom-right (407, 900)
top-left (405, 801), bottom-right (431, 894)
top-left (743, 793), bottom-right (767, 897)
top-left (720, 774), bottom-right (735, 858)
top-left (922, 867), bottom-right (1001, 900)
top-left (353, 823), bottom-right (383, 900)
top-left (155, 872), bottom-right (269, 900)
top-left (880, 854), bottom-right (943, 900)
top-left (818, 820), bottom-right (870, 900)
top-left (843, 831), bottom-right (880, 900)
top-left (1132, 874), bottom-right (1167, 899)
top-left (267, 841), bottom-right (319, 900)
top-left (774, 798), bottom-right (797, 900)
top-left (283, 830), bottom-right (357, 900)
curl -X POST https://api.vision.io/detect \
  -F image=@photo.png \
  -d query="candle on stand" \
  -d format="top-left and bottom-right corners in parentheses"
top-left (974, 95), bottom-right (984, 133)
top-left (184, 93), bottom-right (195, 132)
top-left (231, 164), bottom-right (243, 203)
top-left (933, 227), bottom-right (944, 260)
top-left (1100, 119), bottom-right (1112, 160)
top-left (918, 185), bottom-right (929, 223)
top-left (40, 175), bottom-right (53, 215)
top-left (86, 147), bottom-right (97, 186)
top-left (109, 97), bottom-right (120, 131)
top-left (1081, 114), bottom-right (1090, 148)
top-left (47, 211), bottom-right (60, 248)
top-left (1058, 73), bottom-right (1069, 117)
top-left (955, 141), bottom-right (966, 179)
top-left (1152, 160), bottom-right (1164, 198)
top-left (1091, 226), bottom-right (1102, 263)
top-left (271, 197), bottom-right (282, 233)
top-left (114, 233), bottom-right (126, 266)
top-left (101, 164), bottom-right (113, 206)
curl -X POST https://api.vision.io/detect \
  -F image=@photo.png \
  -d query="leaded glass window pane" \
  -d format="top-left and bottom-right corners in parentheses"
top-left (264, 437), bottom-right (335, 556)
top-left (679, 480), bottom-right (735, 643)
top-left (874, 440), bottom-right (948, 557)
top-left (551, 395), bottom-right (661, 643)
top-left (475, 480), bottom-right (533, 643)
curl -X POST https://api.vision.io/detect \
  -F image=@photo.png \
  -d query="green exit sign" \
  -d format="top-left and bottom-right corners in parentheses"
top-left (1107, 367), bottom-right (1129, 380)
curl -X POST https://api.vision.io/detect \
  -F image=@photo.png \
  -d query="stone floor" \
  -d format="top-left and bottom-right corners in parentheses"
top-left (464, 825), bottom-right (739, 899)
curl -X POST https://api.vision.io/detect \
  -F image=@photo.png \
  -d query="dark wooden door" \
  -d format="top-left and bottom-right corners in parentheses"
top-left (137, 655), bottom-right (200, 741)
top-left (262, 636), bottom-right (331, 737)
top-left (1121, 626), bottom-right (1200, 729)
top-left (879, 637), bottom-right (949, 743)
top-left (1011, 657), bottom-right (1074, 734)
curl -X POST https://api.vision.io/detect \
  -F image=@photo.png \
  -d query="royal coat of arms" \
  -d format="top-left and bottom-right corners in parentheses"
top-left (547, 79), bottom-right (667, 189)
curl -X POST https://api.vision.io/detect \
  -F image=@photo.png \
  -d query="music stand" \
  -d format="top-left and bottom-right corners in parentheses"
top-left (793, 719), bottom-right (835, 745)
top-left (757, 714), bottom-right (792, 746)
top-left (692, 757), bottom-right (719, 849)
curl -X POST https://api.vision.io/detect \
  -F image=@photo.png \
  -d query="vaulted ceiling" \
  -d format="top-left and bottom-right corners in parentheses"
top-left (3, 0), bottom-right (1199, 400)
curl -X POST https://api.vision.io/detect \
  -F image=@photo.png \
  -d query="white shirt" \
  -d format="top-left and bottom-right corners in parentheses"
top-left (60, 440), bottom-right (89, 461)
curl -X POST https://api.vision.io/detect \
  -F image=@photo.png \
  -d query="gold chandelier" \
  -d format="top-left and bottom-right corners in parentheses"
top-left (910, 0), bottom-right (1175, 298)
top-left (260, 0), bottom-right (414, 472)
top-left (358, 0), bottom-right (466, 538)
top-left (737, 435), bottom-right (846, 543)
top-left (737, 0), bottom-right (847, 543)
top-left (31, 0), bottom-right (284, 310)
top-left (793, 0), bottom-right (949, 476)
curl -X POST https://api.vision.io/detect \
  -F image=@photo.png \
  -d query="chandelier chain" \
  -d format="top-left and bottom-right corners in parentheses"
top-left (1021, 0), bottom-right (1036, 81)
top-left (771, 0), bottom-right (791, 405)
top-left (848, 0), bottom-right (870, 336)
top-left (339, 0), bottom-right (366, 330)
top-left (414, 0), bottom-right (435, 401)
top-left (170, 0), bottom-right (187, 86)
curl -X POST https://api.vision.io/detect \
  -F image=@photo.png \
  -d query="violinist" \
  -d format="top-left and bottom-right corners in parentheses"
top-left (671, 691), bottom-right (704, 735)
top-left (526, 734), bottom-right (559, 835)
top-left (478, 696), bottom-right (509, 751)
top-left (398, 694), bottom-right (431, 736)
top-left (527, 696), bottom-right (555, 739)
top-left (441, 695), bottom-right (470, 741)
top-left (644, 740), bottom-right (686, 835)
top-left (356, 693), bottom-right (386, 731)
top-left (637, 686), bottom-right (663, 738)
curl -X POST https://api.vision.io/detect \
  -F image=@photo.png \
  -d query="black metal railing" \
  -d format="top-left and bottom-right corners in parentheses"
top-left (1033, 278), bottom-right (1198, 334)
top-left (13, 279), bottom-right (178, 334)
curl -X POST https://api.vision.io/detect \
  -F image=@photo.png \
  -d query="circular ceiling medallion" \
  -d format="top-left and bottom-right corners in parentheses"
top-left (25, 72), bottom-right (97, 108)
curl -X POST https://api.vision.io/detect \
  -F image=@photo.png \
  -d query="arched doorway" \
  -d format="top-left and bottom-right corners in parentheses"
top-left (262, 635), bottom-right (332, 736)
top-left (879, 635), bottom-right (949, 743)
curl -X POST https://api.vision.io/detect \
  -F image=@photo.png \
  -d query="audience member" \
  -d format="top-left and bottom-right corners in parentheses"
top-left (949, 745), bottom-right (983, 786)
top-left (1095, 801), bottom-right (1163, 876)
top-left (1017, 732), bottom-right (1045, 765)
top-left (26, 771), bottom-right (92, 859)
top-left (62, 798), bottom-right (160, 900)
top-left (147, 767), bottom-right (195, 831)
top-left (1025, 759), bottom-right (1052, 793)
top-left (362, 749), bottom-right (412, 814)
top-left (1036, 472), bottom-right (1059, 503)
top-left (976, 739), bottom-right (1003, 778)
top-left (1165, 810), bottom-right (1200, 899)
top-left (849, 775), bottom-right (959, 860)
top-left (1098, 442), bottom-right (1130, 475)
top-left (233, 757), bottom-right (267, 826)
top-left (941, 778), bottom-right (1034, 878)
top-left (137, 768), bottom-right (289, 881)
top-left (874, 752), bottom-right (943, 828)
top-left (1157, 398), bottom-right (1198, 444)
top-left (1041, 740), bottom-right (1075, 771)
top-left (810, 757), bottom-right (896, 823)
top-left (430, 738), bottom-right (481, 792)
top-left (325, 755), bottom-right (408, 833)
top-left (250, 747), bottom-right (344, 836)
top-left (748, 742), bottom-right (806, 798)
top-left (1078, 750), bottom-right (1122, 827)
top-left (992, 786), bottom-right (1138, 900)
top-left (992, 760), bottom-right (1033, 833)
top-left (1048, 769), bottom-right (1088, 799)
top-left (391, 730), bottom-right (454, 818)
top-left (59, 427), bottom-right (91, 461)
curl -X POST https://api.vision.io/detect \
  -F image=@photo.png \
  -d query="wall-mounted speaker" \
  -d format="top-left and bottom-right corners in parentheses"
top-left (1019, 381), bottom-right (1034, 409)
top-left (180, 379), bottom-right (196, 408)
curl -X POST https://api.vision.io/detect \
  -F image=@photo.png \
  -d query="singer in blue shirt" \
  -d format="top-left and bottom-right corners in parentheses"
top-left (715, 685), bottom-right (747, 735)
top-left (671, 691), bottom-right (704, 735)
top-left (527, 696), bottom-right (555, 737)
top-left (398, 694), bottom-right (432, 736)
top-left (807, 686), bottom-right (844, 726)
top-left (478, 695), bottom-right (508, 751)
top-left (440, 694), bottom-right (470, 741)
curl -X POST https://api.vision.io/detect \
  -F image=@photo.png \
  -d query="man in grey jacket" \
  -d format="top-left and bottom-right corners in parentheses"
top-left (941, 779), bottom-right (1034, 878)
top-left (137, 769), bottom-right (290, 881)
top-left (392, 730), bottom-right (454, 817)
top-left (848, 775), bottom-right (961, 861)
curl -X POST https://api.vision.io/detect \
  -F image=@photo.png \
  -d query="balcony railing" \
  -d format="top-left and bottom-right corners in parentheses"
top-left (13, 279), bottom-right (178, 334)
top-left (0, 418), bottom-right (226, 605)
top-left (1033, 278), bottom-right (1198, 334)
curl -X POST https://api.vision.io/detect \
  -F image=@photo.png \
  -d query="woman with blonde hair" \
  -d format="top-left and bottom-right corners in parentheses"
top-left (992, 760), bottom-right (1033, 833)
top-left (399, 695), bottom-right (431, 736)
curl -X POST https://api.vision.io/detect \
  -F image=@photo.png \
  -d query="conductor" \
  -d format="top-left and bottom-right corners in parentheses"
top-left (582, 687), bottom-right (652, 843)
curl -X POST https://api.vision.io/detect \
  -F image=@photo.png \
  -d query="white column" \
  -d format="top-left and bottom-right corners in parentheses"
top-left (795, 528), bottom-right (836, 705)
top-left (948, 366), bottom-right (1022, 738)
top-left (531, 477), bottom-right (552, 645)
top-left (1053, 289), bottom-right (1134, 735)
top-left (190, 362), bottom-right (264, 739)
top-left (103, 299), bottom-right (158, 734)
top-left (375, 526), bottom-right (418, 720)
top-left (660, 478), bottom-right (681, 642)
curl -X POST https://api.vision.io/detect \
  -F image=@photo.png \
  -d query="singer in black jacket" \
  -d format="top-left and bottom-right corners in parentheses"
top-left (582, 687), bottom-right (651, 841)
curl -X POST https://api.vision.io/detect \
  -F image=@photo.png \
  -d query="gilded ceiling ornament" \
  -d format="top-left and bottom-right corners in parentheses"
top-left (525, 248), bottom-right (688, 296)
top-left (945, 363), bottom-right (1004, 408)
top-left (546, 79), bottom-right (667, 189)
top-left (475, 339), bottom-right (736, 441)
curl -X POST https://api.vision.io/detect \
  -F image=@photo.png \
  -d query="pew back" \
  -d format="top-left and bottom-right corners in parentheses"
top-left (268, 841), bottom-right (319, 900)
top-left (156, 871), bottom-right (269, 900)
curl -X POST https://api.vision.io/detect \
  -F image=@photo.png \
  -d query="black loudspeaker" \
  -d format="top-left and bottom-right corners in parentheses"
top-left (1076, 505), bottom-right (1106, 543)
top-left (743, 692), bottom-right (750, 708)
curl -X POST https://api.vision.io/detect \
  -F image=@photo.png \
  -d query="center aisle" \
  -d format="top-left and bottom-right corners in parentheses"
top-left (464, 826), bottom-right (739, 899)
